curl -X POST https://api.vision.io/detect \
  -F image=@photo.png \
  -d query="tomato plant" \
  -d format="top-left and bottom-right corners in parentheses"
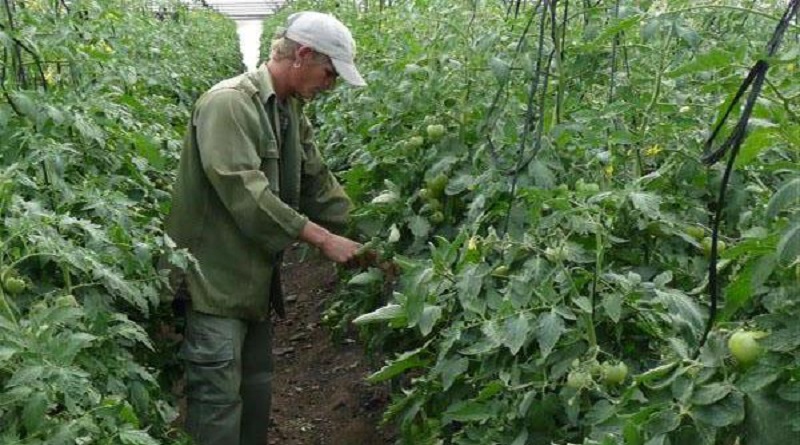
top-left (0, 0), bottom-right (240, 442)
top-left (281, 0), bottom-right (800, 444)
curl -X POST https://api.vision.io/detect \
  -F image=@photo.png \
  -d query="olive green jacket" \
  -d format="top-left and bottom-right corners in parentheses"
top-left (164, 66), bottom-right (351, 320)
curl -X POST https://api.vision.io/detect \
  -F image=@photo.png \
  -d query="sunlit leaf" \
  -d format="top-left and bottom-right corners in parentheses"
top-left (353, 304), bottom-right (404, 325)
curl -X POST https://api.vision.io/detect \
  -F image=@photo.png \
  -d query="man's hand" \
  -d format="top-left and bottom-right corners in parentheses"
top-left (319, 233), bottom-right (361, 263)
top-left (299, 220), bottom-right (361, 263)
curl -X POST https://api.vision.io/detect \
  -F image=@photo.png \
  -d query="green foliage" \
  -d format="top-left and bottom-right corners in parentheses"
top-left (271, 0), bottom-right (800, 444)
top-left (0, 0), bottom-right (240, 441)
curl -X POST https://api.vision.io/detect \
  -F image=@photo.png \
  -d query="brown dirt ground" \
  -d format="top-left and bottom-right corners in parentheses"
top-left (267, 246), bottom-right (394, 445)
top-left (166, 245), bottom-right (394, 445)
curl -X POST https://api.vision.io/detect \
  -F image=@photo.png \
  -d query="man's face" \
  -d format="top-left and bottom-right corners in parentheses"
top-left (294, 51), bottom-right (338, 100)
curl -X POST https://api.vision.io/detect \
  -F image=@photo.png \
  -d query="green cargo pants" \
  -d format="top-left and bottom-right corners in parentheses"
top-left (179, 306), bottom-right (273, 445)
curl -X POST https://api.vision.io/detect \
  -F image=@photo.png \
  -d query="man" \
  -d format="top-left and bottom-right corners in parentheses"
top-left (163, 11), bottom-right (366, 445)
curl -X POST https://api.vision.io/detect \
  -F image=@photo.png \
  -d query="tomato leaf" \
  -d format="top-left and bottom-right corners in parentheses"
top-left (645, 408), bottom-right (681, 436)
top-left (776, 222), bottom-right (800, 264)
top-left (534, 311), bottom-right (564, 359)
top-left (418, 304), bottom-right (442, 336)
top-left (353, 304), bottom-right (405, 325)
top-left (444, 399), bottom-right (498, 423)
top-left (766, 177), bottom-right (800, 219)
top-left (367, 347), bottom-right (428, 383)
top-left (693, 392), bottom-right (745, 427)
top-left (438, 356), bottom-right (468, 391)
top-left (691, 383), bottom-right (732, 406)
top-left (22, 392), bottom-right (48, 433)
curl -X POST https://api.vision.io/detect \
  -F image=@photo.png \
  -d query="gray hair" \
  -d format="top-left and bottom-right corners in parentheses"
top-left (270, 32), bottom-right (330, 64)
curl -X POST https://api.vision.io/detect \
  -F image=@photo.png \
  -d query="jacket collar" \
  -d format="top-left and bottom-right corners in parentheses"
top-left (251, 64), bottom-right (277, 106)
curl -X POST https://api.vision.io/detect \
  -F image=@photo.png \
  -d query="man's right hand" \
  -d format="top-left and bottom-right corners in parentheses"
top-left (319, 233), bottom-right (361, 263)
top-left (299, 220), bottom-right (362, 263)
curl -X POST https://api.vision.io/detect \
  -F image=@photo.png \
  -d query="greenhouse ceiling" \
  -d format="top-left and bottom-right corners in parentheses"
top-left (203, 0), bottom-right (286, 19)
top-left (159, 0), bottom-right (286, 20)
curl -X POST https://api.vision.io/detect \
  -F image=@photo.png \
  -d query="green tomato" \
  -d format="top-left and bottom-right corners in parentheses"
top-left (430, 211), bottom-right (445, 224)
top-left (728, 330), bottom-right (762, 366)
top-left (544, 246), bottom-right (568, 262)
top-left (701, 237), bottom-right (727, 257)
top-left (427, 174), bottom-right (448, 197)
top-left (589, 360), bottom-right (604, 377)
top-left (425, 198), bottom-right (442, 212)
top-left (686, 226), bottom-right (705, 240)
top-left (55, 294), bottom-right (79, 308)
top-left (426, 124), bottom-right (445, 140)
top-left (646, 223), bottom-right (667, 237)
top-left (567, 370), bottom-right (591, 389)
top-left (578, 182), bottom-right (600, 193)
top-left (418, 188), bottom-right (431, 200)
top-left (601, 361), bottom-right (628, 385)
top-left (406, 136), bottom-right (424, 149)
top-left (3, 277), bottom-right (26, 295)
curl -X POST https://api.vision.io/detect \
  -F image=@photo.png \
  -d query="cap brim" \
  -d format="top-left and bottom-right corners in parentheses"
top-left (331, 58), bottom-right (367, 87)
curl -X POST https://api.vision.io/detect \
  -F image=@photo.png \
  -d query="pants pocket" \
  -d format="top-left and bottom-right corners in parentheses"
top-left (180, 311), bottom-right (238, 404)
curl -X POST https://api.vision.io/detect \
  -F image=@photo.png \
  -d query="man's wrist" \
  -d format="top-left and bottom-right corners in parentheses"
top-left (300, 221), bottom-right (333, 250)
top-left (318, 230), bottom-right (334, 250)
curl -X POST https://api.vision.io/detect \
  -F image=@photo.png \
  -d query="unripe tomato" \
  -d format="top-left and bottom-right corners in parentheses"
top-left (589, 360), bottom-right (604, 377)
top-left (701, 237), bottom-right (727, 257)
top-left (686, 226), bottom-right (705, 240)
top-left (601, 361), bottom-right (628, 385)
top-left (567, 370), bottom-right (591, 389)
top-left (427, 174), bottom-right (448, 197)
top-left (577, 181), bottom-right (600, 193)
top-left (406, 136), bottom-right (424, 149)
top-left (425, 198), bottom-right (442, 212)
top-left (584, 183), bottom-right (600, 193)
top-left (646, 223), bottom-right (666, 237)
top-left (545, 246), bottom-right (568, 262)
top-left (728, 330), bottom-right (762, 366)
top-left (426, 124), bottom-right (445, 140)
top-left (55, 294), bottom-right (79, 308)
top-left (3, 277), bottom-right (26, 295)
top-left (430, 211), bottom-right (445, 224)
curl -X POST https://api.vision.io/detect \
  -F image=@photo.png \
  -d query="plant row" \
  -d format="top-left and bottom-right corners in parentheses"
top-left (266, 1), bottom-right (799, 444)
top-left (0, 0), bottom-right (241, 442)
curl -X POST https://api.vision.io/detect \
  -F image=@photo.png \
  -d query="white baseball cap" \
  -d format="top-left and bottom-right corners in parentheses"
top-left (284, 11), bottom-right (367, 87)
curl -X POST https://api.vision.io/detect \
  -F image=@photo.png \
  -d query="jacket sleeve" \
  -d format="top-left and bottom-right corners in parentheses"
top-left (194, 89), bottom-right (308, 254)
top-left (298, 112), bottom-right (352, 235)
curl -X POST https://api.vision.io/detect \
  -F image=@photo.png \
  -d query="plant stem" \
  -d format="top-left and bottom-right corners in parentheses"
top-left (0, 286), bottom-right (18, 326)
top-left (637, 26), bottom-right (673, 177)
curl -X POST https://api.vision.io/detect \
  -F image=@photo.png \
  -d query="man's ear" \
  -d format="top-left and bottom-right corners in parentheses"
top-left (296, 45), bottom-right (315, 62)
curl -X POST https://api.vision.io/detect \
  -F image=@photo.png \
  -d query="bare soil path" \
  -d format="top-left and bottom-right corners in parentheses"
top-left (267, 247), bottom-right (393, 445)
